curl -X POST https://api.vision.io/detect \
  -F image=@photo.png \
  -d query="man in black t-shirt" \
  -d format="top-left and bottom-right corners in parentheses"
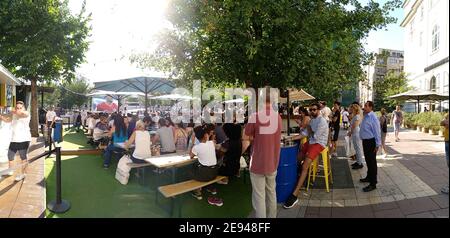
top-left (330, 101), bottom-right (341, 157)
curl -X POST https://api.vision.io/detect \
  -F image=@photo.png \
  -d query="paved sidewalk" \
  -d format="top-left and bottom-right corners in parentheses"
top-left (267, 127), bottom-right (449, 218)
top-left (0, 137), bottom-right (46, 218)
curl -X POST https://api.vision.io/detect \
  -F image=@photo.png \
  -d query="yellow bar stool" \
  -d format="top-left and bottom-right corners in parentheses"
top-left (306, 147), bottom-right (333, 192)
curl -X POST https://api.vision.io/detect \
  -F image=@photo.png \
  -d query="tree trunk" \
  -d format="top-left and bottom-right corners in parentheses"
top-left (30, 77), bottom-right (39, 137)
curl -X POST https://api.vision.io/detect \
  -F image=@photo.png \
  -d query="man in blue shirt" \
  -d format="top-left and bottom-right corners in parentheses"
top-left (359, 101), bottom-right (381, 192)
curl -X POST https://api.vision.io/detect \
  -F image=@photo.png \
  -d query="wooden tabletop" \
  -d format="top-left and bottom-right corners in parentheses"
top-left (144, 153), bottom-right (197, 169)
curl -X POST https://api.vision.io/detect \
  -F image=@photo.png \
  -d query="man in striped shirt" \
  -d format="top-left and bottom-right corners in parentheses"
top-left (359, 101), bottom-right (381, 192)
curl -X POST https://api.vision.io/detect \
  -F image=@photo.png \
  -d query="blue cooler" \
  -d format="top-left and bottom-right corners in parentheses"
top-left (276, 143), bottom-right (299, 203)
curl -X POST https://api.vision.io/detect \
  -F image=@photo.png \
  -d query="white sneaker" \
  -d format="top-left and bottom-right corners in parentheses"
top-left (216, 179), bottom-right (228, 185)
top-left (14, 174), bottom-right (26, 181)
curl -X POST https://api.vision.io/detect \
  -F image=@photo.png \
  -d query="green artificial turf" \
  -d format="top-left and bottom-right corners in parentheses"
top-left (45, 128), bottom-right (253, 218)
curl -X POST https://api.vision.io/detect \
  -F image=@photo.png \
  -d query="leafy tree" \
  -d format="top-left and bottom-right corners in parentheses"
top-left (38, 82), bottom-right (62, 109)
top-left (373, 71), bottom-right (412, 111)
top-left (59, 76), bottom-right (91, 110)
top-left (0, 0), bottom-right (91, 136)
top-left (131, 0), bottom-right (401, 102)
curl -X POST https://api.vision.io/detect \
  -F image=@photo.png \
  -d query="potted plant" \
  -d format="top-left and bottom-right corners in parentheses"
top-left (439, 126), bottom-right (445, 137)
top-left (430, 126), bottom-right (440, 135)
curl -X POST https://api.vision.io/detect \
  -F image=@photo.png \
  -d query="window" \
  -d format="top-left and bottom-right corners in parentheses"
top-left (444, 73), bottom-right (449, 93)
top-left (410, 19), bottom-right (415, 40)
top-left (432, 25), bottom-right (440, 53)
top-left (419, 32), bottom-right (423, 46)
top-left (420, 5), bottom-right (424, 21)
top-left (430, 76), bottom-right (437, 91)
top-left (389, 58), bottom-right (397, 64)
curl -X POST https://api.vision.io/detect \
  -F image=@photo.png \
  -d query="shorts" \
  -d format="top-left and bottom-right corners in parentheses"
top-left (300, 142), bottom-right (325, 161)
top-left (8, 142), bottom-right (30, 161)
top-left (394, 122), bottom-right (401, 132)
top-left (192, 161), bottom-right (218, 182)
top-left (332, 127), bottom-right (340, 141)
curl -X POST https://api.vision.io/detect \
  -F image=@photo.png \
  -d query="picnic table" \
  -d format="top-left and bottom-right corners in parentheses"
top-left (145, 153), bottom-right (197, 184)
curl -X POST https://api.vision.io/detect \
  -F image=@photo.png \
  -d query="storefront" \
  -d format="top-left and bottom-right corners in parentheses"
top-left (0, 64), bottom-right (19, 169)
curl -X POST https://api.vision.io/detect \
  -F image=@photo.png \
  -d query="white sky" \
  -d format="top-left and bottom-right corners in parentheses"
top-left (69, 0), bottom-right (404, 85)
top-left (68, 0), bottom-right (170, 84)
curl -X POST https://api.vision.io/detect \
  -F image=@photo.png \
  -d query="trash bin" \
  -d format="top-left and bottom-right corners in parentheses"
top-left (53, 119), bottom-right (63, 143)
top-left (276, 143), bottom-right (299, 203)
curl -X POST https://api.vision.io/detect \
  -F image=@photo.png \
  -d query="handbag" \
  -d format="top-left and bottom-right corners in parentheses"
top-left (344, 135), bottom-right (356, 157)
top-left (115, 155), bottom-right (132, 185)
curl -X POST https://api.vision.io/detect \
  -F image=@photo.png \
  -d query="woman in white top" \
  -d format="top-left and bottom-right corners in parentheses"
top-left (0, 101), bottom-right (31, 181)
top-left (124, 121), bottom-right (152, 164)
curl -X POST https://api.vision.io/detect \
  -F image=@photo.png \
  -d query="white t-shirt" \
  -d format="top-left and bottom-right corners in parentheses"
top-left (321, 107), bottom-right (332, 122)
top-left (157, 126), bottom-right (176, 152)
top-left (133, 131), bottom-right (152, 160)
top-left (46, 111), bottom-right (57, 122)
top-left (11, 114), bottom-right (32, 142)
top-left (191, 141), bottom-right (217, 166)
top-left (342, 111), bottom-right (349, 122)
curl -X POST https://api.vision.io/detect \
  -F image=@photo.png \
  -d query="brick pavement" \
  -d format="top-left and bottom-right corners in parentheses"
top-left (248, 127), bottom-right (449, 218)
top-left (0, 137), bottom-right (46, 218)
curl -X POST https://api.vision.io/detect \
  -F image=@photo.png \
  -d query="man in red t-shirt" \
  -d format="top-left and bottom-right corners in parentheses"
top-left (244, 87), bottom-right (282, 218)
top-left (96, 96), bottom-right (118, 113)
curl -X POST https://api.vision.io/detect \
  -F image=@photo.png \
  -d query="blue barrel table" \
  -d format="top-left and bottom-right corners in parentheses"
top-left (276, 143), bottom-right (299, 203)
top-left (53, 119), bottom-right (63, 143)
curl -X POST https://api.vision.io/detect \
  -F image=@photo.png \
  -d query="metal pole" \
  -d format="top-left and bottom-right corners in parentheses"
top-left (47, 142), bottom-right (71, 213)
top-left (145, 78), bottom-right (149, 113)
top-left (55, 145), bottom-right (62, 203)
top-left (41, 90), bottom-right (44, 110)
top-left (287, 90), bottom-right (290, 136)
top-left (418, 99), bottom-right (420, 113)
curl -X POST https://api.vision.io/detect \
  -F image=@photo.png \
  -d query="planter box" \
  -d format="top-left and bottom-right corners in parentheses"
top-left (422, 127), bottom-right (429, 133)
top-left (439, 129), bottom-right (445, 137)
top-left (429, 129), bottom-right (438, 135)
top-left (417, 126), bottom-right (422, 132)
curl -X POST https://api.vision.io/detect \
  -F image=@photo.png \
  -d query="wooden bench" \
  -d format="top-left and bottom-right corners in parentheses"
top-left (60, 149), bottom-right (103, 156)
top-left (157, 176), bottom-right (227, 217)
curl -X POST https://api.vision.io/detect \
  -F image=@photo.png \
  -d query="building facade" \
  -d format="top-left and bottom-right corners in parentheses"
top-left (0, 64), bottom-right (18, 112)
top-left (401, 0), bottom-right (449, 112)
top-left (0, 63), bottom-right (19, 169)
top-left (359, 48), bottom-right (405, 105)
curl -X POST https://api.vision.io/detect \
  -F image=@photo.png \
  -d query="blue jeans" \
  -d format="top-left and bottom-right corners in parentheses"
top-left (352, 135), bottom-right (364, 165)
top-left (445, 141), bottom-right (449, 168)
top-left (103, 144), bottom-right (125, 166)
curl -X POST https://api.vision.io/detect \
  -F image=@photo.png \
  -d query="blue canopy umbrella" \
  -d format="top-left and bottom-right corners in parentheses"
top-left (93, 76), bottom-right (175, 112)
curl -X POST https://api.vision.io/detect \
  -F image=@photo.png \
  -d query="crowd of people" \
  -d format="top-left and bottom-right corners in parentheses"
top-left (45, 107), bottom-right (246, 207)
top-left (14, 92), bottom-right (447, 217)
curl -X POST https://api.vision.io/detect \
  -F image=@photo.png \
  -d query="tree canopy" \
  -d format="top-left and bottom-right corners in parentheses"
top-left (131, 0), bottom-right (401, 102)
top-left (373, 71), bottom-right (412, 111)
top-left (0, 0), bottom-right (91, 136)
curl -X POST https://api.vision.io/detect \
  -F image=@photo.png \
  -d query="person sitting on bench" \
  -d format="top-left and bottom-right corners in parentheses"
top-left (152, 118), bottom-right (176, 155)
top-left (103, 114), bottom-right (128, 169)
top-left (190, 125), bottom-right (223, 206)
top-left (124, 121), bottom-right (151, 164)
top-left (92, 114), bottom-right (110, 147)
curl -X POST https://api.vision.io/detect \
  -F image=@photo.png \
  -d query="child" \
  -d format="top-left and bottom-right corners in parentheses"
top-left (190, 125), bottom-right (223, 206)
